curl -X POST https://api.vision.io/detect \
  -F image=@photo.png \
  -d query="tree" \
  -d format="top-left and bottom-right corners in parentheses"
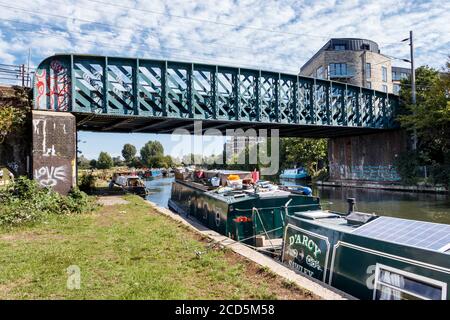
top-left (397, 61), bottom-right (450, 185)
top-left (112, 156), bottom-right (124, 167)
top-left (140, 141), bottom-right (164, 167)
top-left (147, 155), bottom-right (166, 168)
top-left (89, 159), bottom-right (97, 169)
top-left (280, 138), bottom-right (328, 177)
top-left (121, 143), bottom-right (137, 163)
top-left (96, 152), bottom-right (113, 169)
top-left (129, 157), bottom-right (144, 168)
top-left (77, 155), bottom-right (91, 169)
top-left (181, 153), bottom-right (202, 165)
top-left (0, 106), bottom-right (27, 144)
top-left (0, 87), bottom-right (30, 144)
top-left (163, 155), bottom-right (174, 168)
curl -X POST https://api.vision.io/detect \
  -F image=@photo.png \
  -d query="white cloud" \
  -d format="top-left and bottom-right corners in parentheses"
top-left (0, 0), bottom-right (448, 73)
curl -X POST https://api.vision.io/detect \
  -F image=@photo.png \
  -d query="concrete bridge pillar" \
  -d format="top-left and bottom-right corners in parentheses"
top-left (32, 110), bottom-right (76, 194)
top-left (328, 130), bottom-right (407, 183)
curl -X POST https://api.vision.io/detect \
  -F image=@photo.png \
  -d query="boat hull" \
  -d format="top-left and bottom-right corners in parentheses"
top-left (169, 180), bottom-right (320, 246)
top-left (281, 214), bottom-right (450, 300)
top-left (279, 173), bottom-right (309, 179)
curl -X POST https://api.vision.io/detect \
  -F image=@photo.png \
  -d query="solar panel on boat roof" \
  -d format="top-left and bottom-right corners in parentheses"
top-left (352, 216), bottom-right (450, 253)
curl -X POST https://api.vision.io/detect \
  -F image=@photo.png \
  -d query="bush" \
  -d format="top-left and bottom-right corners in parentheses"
top-left (429, 163), bottom-right (450, 186)
top-left (79, 173), bottom-right (97, 193)
top-left (312, 168), bottom-right (329, 182)
top-left (97, 152), bottom-right (113, 169)
top-left (393, 151), bottom-right (421, 185)
top-left (0, 177), bottom-right (98, 227)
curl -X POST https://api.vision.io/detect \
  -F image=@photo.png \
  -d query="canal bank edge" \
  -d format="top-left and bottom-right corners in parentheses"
top-left (316, 180), bottom-right (448, 194)
top-left (145, 200), bottom-right (353, 300)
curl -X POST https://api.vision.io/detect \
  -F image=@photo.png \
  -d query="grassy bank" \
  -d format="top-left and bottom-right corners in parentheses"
top-left (0, 195), bottom-right (315, 300)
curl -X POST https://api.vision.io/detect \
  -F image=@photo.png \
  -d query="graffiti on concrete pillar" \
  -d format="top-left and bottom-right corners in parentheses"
top-left (35, 60), bottom-right (71, 111)
top-left (32, 111), bottom-right (75, 194)
top-left (34, 165), bottom-right (66, 187)
top-left (33, 119), bottom-right (68, 157)
top-left (7, 162), bottom-right (19, 173)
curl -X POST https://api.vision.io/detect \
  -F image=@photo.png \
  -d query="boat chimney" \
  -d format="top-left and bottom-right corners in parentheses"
top-left (347, 198), bottom-right (356, 214)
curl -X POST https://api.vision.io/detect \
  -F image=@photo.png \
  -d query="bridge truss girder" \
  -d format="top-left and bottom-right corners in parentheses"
top-left (33, 54), bottom-right (398, 135)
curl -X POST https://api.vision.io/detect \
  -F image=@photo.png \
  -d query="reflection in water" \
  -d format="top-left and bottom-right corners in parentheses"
top-left (314, 186), bottom-right (450, 224)
top-left (144, 177), bottom-right (174, 208)
top-left (145, 177), bottom-right (450, 224)
top-left (281, 179), bottom-right (450, 224)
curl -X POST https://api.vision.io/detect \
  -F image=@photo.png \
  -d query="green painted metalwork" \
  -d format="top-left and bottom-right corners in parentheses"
top-left (33, 54), bottom-right (399, 129)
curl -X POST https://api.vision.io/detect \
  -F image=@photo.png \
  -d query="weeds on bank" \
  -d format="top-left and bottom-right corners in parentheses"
top-left (0, 177), bottom-right (98, 227)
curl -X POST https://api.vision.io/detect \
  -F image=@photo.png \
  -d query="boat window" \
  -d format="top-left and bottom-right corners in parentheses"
top-left (374, 264), bottom-right (445, 300)
top-left (203, 205), bottom-right (208, 220)
top-left (215, 212), bottom-right (220, 227)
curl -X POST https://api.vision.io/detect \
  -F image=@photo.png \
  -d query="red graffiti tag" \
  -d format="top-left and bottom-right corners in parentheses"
top-left (35, 60), bottom-right (70, 111)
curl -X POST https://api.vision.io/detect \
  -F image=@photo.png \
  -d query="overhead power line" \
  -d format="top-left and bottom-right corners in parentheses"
top-left (81, 0), bottom-right (434, 52)
top-left (0, 17), bottom-right (308, 70)
top-left (3, 24), bottom-right (305, 73)
top-left (84, 0), bottom-right (331, 40)
top-left (0, 3), bottom-right (318, 59)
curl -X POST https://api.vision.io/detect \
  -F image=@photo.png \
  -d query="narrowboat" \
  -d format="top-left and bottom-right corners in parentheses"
top-left (280, 167), bottom-right (309, 180)
top-left (141, 169), bottom-right (163, 179)
top-left (281, 198), bottom-right (450, 300)
top-left (150, 169), bottom-right (162, 177)
top-left (168, 169), bottom-right (319, 248)
top-left (111, 173), bottom-right (148, 196)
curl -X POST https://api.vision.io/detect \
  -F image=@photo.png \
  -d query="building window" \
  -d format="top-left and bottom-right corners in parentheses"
top-left (393, 84), bottom-right (400, 94)
top-left (365, 63), bottom-right (371, 79)
top-left (382, 84), bottom-right (388, 93)
top-left (329, 63), bottom-right (347, 77)
top-left (334, 44), bottom-right (346, 51)
top-left (366, 81), bottom-right (371, 89)
top-left (401, 72), bottom-right (409, 80)
top-left (373, 264), bottom-right (445, 300)
top-left (392, 71), bottom-right (399, 81)
top-left (316, 66), bottom-right (324, 79)
top-left (382, 66), bottom-right (388, 82)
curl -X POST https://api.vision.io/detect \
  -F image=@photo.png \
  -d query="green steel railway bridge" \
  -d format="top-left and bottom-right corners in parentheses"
top-left (30, 54), bottom-right (402, 194)
top-left (34, 54), bottom-right (398, 137)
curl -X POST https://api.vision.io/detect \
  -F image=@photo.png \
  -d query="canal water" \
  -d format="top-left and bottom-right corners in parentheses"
top-left (145, 177), bottom-right (450, 225)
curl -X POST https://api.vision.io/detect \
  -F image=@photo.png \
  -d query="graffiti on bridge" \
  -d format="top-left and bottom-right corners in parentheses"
top-left (331, 164), bottom-right (401, 181)
top-left (35, 60), bottom-right (71, 111)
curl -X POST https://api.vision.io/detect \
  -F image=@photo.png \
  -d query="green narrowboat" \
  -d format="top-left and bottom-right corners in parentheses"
top-left (168, 170), bottom-right (319, 247)
top-left (281, 199), bottom-right (450, 300)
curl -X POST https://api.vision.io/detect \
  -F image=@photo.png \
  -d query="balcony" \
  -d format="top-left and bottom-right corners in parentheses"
top-left (328, 64), bottom-right (355, 79)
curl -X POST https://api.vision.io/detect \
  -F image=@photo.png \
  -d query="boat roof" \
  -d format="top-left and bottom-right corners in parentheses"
top-left (207, 188), bottom-right (293, 203)
top-left (292, 211), bottom-right (450, 254)
top-left (352, 216), bottom-right (450, 254)
top-left (204, 169), bottom-right (252, 174)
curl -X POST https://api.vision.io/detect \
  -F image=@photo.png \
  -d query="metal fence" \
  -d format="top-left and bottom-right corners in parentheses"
top-left (0, 63), bottom-right (33, 87)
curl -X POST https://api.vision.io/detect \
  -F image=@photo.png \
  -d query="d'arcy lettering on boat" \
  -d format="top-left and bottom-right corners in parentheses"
top-left (289, 234), bottom-right (322, 258)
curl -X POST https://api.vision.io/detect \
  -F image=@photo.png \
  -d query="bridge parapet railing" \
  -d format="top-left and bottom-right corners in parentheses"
top-left (33, 54), bottom-right (399, 129)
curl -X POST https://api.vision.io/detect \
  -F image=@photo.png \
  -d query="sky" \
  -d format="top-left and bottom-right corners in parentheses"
top-left (1, 0), bottom-right (449, 159)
